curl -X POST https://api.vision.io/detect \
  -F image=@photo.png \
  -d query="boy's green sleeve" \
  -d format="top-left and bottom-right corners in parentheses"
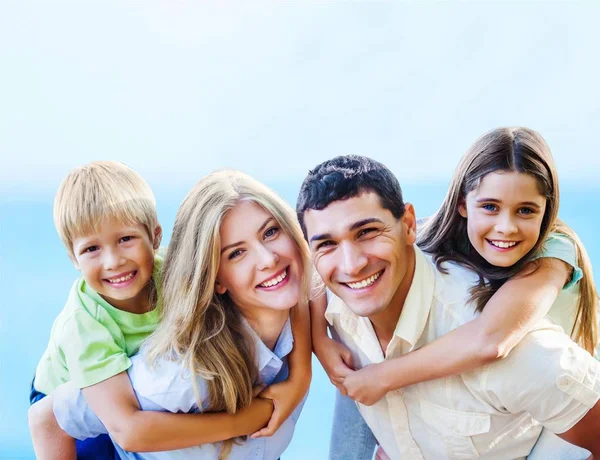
top-left (59, 310), bottom-right (132, 389)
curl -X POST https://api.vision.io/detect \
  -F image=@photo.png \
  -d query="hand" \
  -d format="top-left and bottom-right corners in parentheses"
top-left (313, 335), bottom-right (355, 393)
top-left (250, 377), bottom-right (308, 439)
top-left (342, 363), bottom-right (388, 406)
top-left (233, 386), bottom-right (274, 437)
top-left (375, 445), bottom-right (391, 460)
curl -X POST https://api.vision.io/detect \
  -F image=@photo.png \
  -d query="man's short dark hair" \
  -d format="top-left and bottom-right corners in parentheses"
top-left (296, 155), bottom-right (405, 238)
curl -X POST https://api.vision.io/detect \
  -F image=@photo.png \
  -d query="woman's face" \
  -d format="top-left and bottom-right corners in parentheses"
top-left (216, 200), bottom-right (303, 314)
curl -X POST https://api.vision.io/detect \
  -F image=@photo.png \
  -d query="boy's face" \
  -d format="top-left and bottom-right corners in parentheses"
top-left (71, 217), bottom-right (161, 313)
top-left (303, 191), bottom-right (416, 319)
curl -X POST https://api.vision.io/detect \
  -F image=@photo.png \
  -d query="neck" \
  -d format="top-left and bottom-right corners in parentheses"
top-left (369, 245), bottom-right (416, 351)
top-left (103, 282), bottom-right (153, 314)
top-left (241, 307), bottom-right (289, 351)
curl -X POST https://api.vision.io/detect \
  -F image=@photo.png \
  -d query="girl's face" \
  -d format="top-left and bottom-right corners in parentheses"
top-left (215, 200), bottom-right (303, 314)
top-left (458, 171), bottom-right (547, 268)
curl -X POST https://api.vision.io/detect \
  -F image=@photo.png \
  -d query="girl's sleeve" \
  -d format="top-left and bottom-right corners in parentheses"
top-left (533, 233), bottom-right (583, 290)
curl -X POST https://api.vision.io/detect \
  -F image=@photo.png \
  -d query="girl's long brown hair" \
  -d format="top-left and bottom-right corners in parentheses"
top-left (418, 127), bottom-right (598, 354)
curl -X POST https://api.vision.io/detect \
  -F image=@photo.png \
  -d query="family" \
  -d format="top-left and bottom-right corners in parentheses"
top-left (28, 127), bottom-right (600, 459)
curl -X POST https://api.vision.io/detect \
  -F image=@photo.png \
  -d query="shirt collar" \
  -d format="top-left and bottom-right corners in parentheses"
top-left (325, 246), bottom-right (437, 351)
top-left (392, 247), bottom-right (436, 349)
top-left (243, 316), bottom-right (294, 374)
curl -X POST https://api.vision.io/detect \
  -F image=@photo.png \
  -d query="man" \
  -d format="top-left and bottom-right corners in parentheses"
top-left (297, 155), bottom-right (600, 459)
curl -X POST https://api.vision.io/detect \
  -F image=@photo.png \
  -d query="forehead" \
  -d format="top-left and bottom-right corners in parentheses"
top-left (303, 192), bottom-right (391, 238)
top-left (471, 171), bottom-right (544, 202)
top-left (220, 201), bottom-right (273, 241)
top-left (72, 217), bottom-right (144, 241)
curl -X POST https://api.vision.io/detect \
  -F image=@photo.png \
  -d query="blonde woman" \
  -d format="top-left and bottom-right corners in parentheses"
top-left (49, 170), bottom-right (313, 459)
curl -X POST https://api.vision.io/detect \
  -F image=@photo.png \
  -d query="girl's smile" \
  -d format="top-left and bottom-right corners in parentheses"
top-left (459, 171), bottom-right (547, 268)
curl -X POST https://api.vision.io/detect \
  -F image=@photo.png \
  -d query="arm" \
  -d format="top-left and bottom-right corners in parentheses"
top-left (251, 296), bottom-right (312, 437)
top-left (29, 395), bottom-right (76, 460)
top-left (310, 290), bottom-right (356, 391)
top-left (343, 258), bottom-right (571, 405)
top-left (81, 371), bottom-right (273, 452)
top-left (558, 400), bottom-right (600, 458)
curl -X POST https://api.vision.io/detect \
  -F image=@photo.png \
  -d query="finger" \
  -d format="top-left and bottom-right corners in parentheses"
top-left (341, 351), bottom-right (354, 369)
top-left (336, 384), bottom-right (348, 396)
top-left (250, 413), bottom-right (281, 438)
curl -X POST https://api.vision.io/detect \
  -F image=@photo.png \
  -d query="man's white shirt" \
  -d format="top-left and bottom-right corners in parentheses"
top-left (325, 247), bottom-right (600, 459)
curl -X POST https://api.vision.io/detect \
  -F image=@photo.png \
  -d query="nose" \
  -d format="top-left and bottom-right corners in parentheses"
top-left (103, 247), bottom-right (126, 271)
top-left (494, 212), bottom-right (518, 235)
top-left (340, 241), bottom-right (368, 277)
top-left (256, 243), bottom-right (279, 270)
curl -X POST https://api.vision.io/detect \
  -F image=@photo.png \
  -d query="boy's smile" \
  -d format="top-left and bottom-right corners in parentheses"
top-left (72, 217), bottom-right (160, 313)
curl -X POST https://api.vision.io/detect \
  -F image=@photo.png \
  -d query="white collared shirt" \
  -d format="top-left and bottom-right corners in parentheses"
top-left (53, 317), bottom-right (306, 460)
top-left (325, 247), bottom-right (600, 459)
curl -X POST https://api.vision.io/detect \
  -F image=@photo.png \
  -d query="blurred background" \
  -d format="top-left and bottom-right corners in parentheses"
top-left (1, 2), bottom-right (599, 458)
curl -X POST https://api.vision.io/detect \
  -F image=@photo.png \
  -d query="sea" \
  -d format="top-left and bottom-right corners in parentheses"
top-left (1, 180), bottom-right (598, 459)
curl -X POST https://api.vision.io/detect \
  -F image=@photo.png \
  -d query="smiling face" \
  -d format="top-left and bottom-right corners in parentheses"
top-left (304, 192), bottom-right (417, 321)
top-left (459, 170), bottom-right (547, 268)
top-left (72, 217), bottom-right (160, 313)
top-left (215, 200), bottom-right (303, 315)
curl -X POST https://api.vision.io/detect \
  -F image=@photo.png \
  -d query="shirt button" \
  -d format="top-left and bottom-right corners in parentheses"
top-left (558, 376), bottom-right (570, 388)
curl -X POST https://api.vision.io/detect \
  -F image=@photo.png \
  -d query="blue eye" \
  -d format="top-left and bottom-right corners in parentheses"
top-left (264, 227), bottom-right (279, 238)
top-left (119, 236), bottom-right (133, 243)
top-left (518, 207), bottom-right (535, 215)
top-left (84, 245), bottom-right (99, 254)
top-left (482, 204), bottom-right (498, 212)
top-left (228, 249), bottom-right (243, 260)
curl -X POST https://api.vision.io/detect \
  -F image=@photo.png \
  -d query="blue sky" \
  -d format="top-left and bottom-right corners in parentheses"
top-left (1, 2), bottom-right (599, 198)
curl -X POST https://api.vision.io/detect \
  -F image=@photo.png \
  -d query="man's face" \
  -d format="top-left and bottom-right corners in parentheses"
top-left (304, 191), bottom-right (416, 318)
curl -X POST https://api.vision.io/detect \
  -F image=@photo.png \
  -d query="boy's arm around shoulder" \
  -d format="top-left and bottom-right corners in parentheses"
top-left (79, 370), bottom-right (273, 452)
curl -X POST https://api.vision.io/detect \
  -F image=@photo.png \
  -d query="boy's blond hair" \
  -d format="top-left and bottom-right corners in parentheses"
top-left (54, 161), bottom-right (160, 261)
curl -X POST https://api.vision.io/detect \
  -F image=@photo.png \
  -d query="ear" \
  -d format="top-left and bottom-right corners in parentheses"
top-left (153, 225), bottom-right (163, 250)
top-left (402, 203), bottom-right (417, 245)
top-left (457, 199), bottom-right (468, 218)
top-left (215, 280), bottom-right (227, 295)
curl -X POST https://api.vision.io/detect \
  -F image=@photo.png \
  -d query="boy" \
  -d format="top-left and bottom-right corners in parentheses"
top-left (30, 161), bottom-right (163, 458)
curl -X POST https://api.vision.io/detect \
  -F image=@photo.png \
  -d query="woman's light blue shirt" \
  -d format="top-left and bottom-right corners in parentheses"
top-left (53, 317), bottom-right (306, 459)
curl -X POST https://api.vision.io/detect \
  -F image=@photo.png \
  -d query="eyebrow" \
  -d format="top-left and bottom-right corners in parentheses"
top-left (220, 217), bottom-right (274, 253)
top-left (476, 198), bottom-right (542, 209)
top-left (309, 217), bottom-right (384, 244)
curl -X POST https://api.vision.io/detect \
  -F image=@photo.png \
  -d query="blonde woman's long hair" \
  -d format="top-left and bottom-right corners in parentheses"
top-left (145, 170), bottom-right (313, 458)
top-left (418, 127), bottom-right (598, 354)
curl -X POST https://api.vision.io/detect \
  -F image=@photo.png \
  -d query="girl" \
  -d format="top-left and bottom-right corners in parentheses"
top-left (314, 127), bottom-right (598, 459)
top-left (32, 170), bottom-right (313, 459)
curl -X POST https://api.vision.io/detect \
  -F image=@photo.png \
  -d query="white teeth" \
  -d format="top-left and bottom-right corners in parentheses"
top-left (489, 240), bottom-right (517, 249)
top-left (347, 271), bottom-right (382, 290)
top-left (107, 272), bottom-right (134, 284)
top-left (260, 270), bottom-right (287, 288)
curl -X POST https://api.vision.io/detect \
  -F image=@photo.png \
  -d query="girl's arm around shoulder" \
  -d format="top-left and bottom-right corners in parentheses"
top-left (342, 257), bottom-right (571, 406)
top-left (81, 371), bottom-right (273, 452)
